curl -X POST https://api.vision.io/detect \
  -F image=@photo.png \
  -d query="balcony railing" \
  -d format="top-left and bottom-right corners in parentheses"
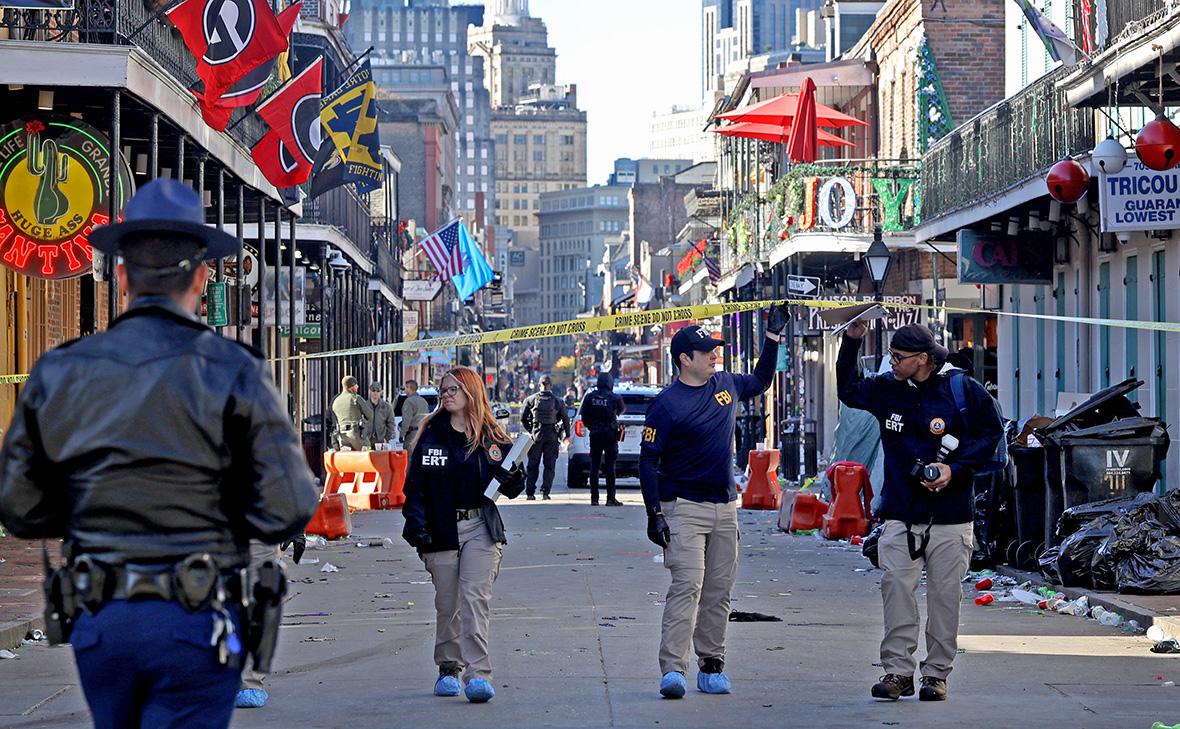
top-left (0, 0), bottom-right (269, 150)
top-left (920, 67), bottom-right (1095, 224)
top-left (300, 183), bottom-right (372, 254)
top-left (1093, 0), bottom-right (1177, 49)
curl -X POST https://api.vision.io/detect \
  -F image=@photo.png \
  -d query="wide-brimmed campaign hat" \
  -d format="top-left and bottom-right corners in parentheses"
top-left (89, 178), bottom-right (241, 259)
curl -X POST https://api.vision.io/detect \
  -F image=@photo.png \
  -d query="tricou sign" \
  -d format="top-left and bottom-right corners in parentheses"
top-left (1099, 156), bottom-right (1180, 233)
top-left (0, 116), bottom-right (134, 279)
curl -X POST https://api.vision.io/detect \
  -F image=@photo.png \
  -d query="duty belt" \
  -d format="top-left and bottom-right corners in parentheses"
top-left (456, 508), bottom-right (481, 522)
top-left (72, 553), bottom-right (247, 614)
top-left (339, 422), bottom-right (359, 432)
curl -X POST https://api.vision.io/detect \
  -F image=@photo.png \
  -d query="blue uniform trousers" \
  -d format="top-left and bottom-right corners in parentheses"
top-left (71, 599), bottom-right (242, 729)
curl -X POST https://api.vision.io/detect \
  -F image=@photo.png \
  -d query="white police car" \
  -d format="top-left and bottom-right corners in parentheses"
top-left (566, 383), bottom-right (662, 488)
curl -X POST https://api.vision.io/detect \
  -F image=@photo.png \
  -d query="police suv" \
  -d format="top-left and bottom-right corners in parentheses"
top-left (566, 383), bottom-right (662, 488)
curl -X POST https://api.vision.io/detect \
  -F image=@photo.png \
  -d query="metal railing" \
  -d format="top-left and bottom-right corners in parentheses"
top-left (920, 67), bottom-right (1095, 223)
top-left (0, 0), bottom-right (269, 149)
top-left (1102, 0), bottom-right (1177, 47)
top-left (300, 183), bottom-right (372, 254)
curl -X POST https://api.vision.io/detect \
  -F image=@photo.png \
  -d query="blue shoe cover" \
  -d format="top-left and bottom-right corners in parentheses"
top-left (434, 675), bottom-right (461, 697)
top-left (235, 689), bottom-right (268, 708)
top-left (697, 671), bottom-right (732, 694)
top-left (659, 671), bottom-right (687, 698)
top-left (465, 678), bottom-right (495, 702)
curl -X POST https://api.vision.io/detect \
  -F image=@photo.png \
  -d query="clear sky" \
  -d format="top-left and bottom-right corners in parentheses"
top-left (530, 0), bottom-right (702, 185)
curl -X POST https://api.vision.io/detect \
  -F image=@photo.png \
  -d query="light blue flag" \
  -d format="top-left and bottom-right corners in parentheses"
top-left (452, 221), bottom-right (495, 301)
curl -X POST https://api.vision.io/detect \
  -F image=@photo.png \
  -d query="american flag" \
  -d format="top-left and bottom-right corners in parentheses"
top-left (419, 219), bottom-right (464, 281)
top-left (693, 239), bottom-right (722, 284)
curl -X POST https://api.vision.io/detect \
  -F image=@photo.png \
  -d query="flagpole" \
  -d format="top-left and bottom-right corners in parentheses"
top-left (338, 46), bottom-right (375, 78)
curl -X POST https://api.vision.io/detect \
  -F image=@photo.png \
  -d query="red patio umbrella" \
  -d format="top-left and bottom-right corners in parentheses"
top-left (712, 121), bottom-right (853, 148)
top-left (718, 89), bottom-right (869, 129)
top-left (786, 76), bottom-right (819, 163)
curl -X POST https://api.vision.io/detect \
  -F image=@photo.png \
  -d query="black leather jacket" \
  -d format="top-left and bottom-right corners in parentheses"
top-left (0, 296), bottom-right (319, 568)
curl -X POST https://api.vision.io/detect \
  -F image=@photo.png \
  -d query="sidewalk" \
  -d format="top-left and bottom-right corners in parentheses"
top-left (0, 534), bottom-right (44, 651)
top-left (998, 565), bottom-right (1180, 635)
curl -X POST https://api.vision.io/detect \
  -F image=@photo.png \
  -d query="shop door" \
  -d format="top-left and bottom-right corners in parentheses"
top-left (1126, 255), bottom-right (1139, 400)
top-left (949, 313), bottom-right (998, 398)
top-left (1153, 250), bottom-right (1167, 490)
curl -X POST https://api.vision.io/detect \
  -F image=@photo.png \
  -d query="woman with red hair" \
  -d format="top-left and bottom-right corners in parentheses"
top-left (401, 366), bottom-right (526, 703)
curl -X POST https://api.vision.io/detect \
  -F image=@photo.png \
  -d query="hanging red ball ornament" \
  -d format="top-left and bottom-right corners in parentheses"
top-left (1045, 158), bottom-right (1090, 204)
top-left (1135, 114), bottom-right (1180, 171)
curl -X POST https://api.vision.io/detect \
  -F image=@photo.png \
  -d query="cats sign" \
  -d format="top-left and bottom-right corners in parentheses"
top-left (0, 116), bottom-right (133, 279)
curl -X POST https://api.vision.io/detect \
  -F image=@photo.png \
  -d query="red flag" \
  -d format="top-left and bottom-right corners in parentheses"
top-left (167, 0), bottom-right (300, 109)
top-left (255, 56), bottom-right (323, 156)
top-left (251, 129), bottom-right (314, 188)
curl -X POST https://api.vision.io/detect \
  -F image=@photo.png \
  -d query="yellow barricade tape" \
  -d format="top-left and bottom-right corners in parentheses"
top-left (0, 374), bottom-right (29, 385)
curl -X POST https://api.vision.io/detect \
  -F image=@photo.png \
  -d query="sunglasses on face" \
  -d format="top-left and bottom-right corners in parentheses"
top-left (439, 385), bottom-right (462, 397)
top-left (889, 351), bottom-right (924, 364)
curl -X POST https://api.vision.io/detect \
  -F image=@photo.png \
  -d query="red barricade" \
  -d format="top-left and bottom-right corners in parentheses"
top-left (779, 490), bottom-right (829, 532)
top-left (741, 449), bottom-right (781, 510)
top-left (322, 450), bottom-right (407, 511)
top-left (821, 461), bottom-right (874, 540)
top-left (305, 493), bottom-right (352, 539)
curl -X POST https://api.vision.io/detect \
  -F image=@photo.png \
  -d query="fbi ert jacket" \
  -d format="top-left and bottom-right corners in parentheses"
top-left (0, 296), bottom-right (319, 567)
top-left (835, 334), bottom-right (1003, 525)
top-left (402, 415), bottom-right (512, 553)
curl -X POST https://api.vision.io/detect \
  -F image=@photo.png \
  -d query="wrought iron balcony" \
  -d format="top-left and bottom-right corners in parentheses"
top-left (920, 67), bottom-right (1095, 224)
top-left (1093, 0), bottom-right (1176, 48)
top-left (0, 0), bottom-right (269, 151)
top-left (300, 183), bottom-right (372, 255)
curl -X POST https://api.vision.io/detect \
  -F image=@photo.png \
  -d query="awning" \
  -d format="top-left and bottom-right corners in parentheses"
top-left (678, 265), bottom-right (710, 295)
top-left (714, 263), bottom-right (755, 295)
top-left (748, 58), bottom-right (874, 90)
top-left (719, 90), bottom-right (868, 128)
top-left (713, 122), bottom-right (854, 148)
top-left (1058, 11), bottom-right (1180, 109)
top-left (768, 232), bottom-right (955, 266)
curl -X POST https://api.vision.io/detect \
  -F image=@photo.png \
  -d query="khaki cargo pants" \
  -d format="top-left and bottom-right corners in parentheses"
top-left (878, 519), bottom-right (974, 680)
top-left (658, 498), bottom-right (739, 675)
top-left (421, 516), bottom-right (503, 682)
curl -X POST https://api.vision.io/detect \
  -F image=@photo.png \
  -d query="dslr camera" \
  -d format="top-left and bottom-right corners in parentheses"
top-left (909, 460), bottom-right (942, 483)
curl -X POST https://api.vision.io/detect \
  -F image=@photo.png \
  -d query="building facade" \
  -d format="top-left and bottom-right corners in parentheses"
top-left (703, 0), bottom-right (824, 96)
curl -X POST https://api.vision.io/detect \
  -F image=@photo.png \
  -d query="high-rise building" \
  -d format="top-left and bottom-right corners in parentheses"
top-left (535, 185), bottom-right (630, 364)
top-left (649, 105), bottom-right (718, 163)
top-left (349, 1), bottom-right (494, 227)
top-left (469, 3), bottom-right (587, 327)
top-left (703, 0), bottom-right (823, 96)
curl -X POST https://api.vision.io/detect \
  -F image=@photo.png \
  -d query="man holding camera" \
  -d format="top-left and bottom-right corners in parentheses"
top-left (836, 322), bottom-right (1001, 703)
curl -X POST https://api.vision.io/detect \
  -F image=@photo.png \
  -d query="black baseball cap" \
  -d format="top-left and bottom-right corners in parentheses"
top-left (671, 325), bottom-right (725, 367)
top-left (890, 324), bottom-right (949, 362)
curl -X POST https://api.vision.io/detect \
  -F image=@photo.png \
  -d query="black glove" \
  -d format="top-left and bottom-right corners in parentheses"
top-left (284, 534), bottom-right (306, 564)
top-left (406, 531), bottom-right (432, 550)
top-left (647, 511), bottom-right (671, 549)
top-left (493, 463), bottom-right (526, 499)
top-left (766, 303), bottom-right (790, 336)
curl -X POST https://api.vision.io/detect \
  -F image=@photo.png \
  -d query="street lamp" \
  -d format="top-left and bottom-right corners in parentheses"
top-left (863, 224), bottom-right (892, 369)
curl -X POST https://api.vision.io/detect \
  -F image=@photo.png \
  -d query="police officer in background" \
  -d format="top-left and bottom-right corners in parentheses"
top-left (836, 322), bottom-right (1002, 702)
top-left (0, 179), bottom-right (319, 729)
top-left (579, 372), bottom-right (625, 506)
top-left (367, 382), bottom-right (396, 447)
top-left (400, 379), bottom-right (430, 447)
top-left (521, 375), bottom-right (570, 500)
top-left (333, 375), bottom-right (374, 450)
top-left (640, 305), bottom-right (787, 699)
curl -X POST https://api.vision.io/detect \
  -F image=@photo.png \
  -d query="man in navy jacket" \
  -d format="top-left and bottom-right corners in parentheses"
top-left (837, 322), bottom-right (1002, 703)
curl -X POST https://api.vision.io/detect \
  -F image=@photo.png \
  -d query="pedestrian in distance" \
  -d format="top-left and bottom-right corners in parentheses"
top-left (836, 322), bottom-right (1003, 702)
top-left (640, 305), bottom-right (788, 699)
top-left (521, 374), bottom-right (570, 500)
top-left (367, 382), bottom-right (396, 447)
top-left (579, 372), bottom-right (626, 506)
top-left (401, 366), bottom-right (527, 703)
top-left (0, 178), bottom-right (319, 729)
top-left (400, 378), bottom-right (430, 448)
top-left (332, 375), bottom-right (373, 450)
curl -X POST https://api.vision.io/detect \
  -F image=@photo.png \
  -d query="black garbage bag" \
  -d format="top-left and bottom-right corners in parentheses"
top-left (1116, 535), bottom-right (1180, 594)
top-left (1056, 493), bottom-right (1152, 540)
top-left (1056, 516), bottom-right (1118, 588)
top-left (862, 522), bottom-right (884, 569)
top-left (1093, 497), bottom-right (1176, 591)
top-left (1038, 545), bottom-right (1062, 584)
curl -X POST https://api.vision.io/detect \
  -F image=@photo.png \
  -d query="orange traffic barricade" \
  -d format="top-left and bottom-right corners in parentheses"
top-left (305, 493), bottom-right (352, 540)
top-left (821, 461), bottom-right (874, 540)
top-left (741, 449), bottom-right (781, 510)
top-left (322, 449), bottom-right (408, 511)
top-left (778, 490), bottom-right (829, 531)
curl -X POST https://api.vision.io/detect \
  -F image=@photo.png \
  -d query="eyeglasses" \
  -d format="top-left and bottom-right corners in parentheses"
top-left (889, 351), bottom-right (924, 364)
top-left (439, 385), bottom-right (462, 397)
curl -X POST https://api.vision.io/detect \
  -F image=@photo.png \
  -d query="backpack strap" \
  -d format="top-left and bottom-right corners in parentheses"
top-left (949, 371), bottom-right (969, 423)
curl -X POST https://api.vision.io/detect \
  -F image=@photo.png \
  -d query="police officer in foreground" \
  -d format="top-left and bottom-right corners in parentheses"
top-left (332, 375), bottom-right (374, 450)
top-left (640, 306), bottom-right (786, 699)
top-left (836, 322), bottom-right (1002, 702)
top-left (522, 375), bottom-right (570, 500)
top-left (579, 372), bottom-right (626, 506)
top-left (367, 382), bottom-right (396, 447)
top-left (0, 179), bottom-right (319, 729)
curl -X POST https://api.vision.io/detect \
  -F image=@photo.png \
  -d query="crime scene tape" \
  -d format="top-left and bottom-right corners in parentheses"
top-left (298, 297), bottom-right (1180, 361)
top-left (0, 374), bottom-right (29, 385)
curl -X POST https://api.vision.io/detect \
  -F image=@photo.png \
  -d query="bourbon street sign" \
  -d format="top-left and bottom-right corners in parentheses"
top-left (0, 116), bottom-right (133, 279)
